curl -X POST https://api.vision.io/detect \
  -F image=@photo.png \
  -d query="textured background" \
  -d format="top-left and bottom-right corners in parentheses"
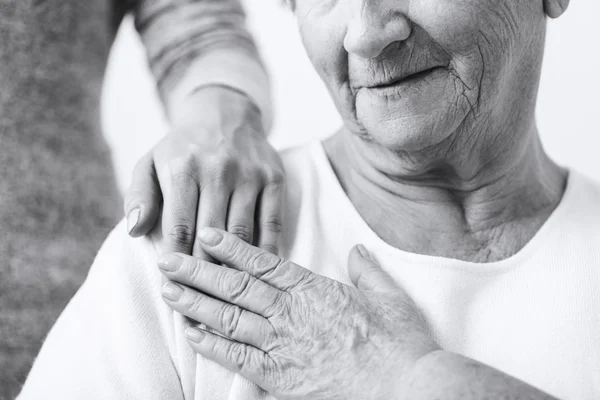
top-left (102, 0), bottom-right (600, 193)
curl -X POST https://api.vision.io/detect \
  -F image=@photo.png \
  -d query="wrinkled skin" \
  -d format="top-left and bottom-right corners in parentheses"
top-left (295, 0), bottom-right (547, 178)
top-left (282, 0), bottom-right (569, 266)
top-left (124, 87), bottom-right (285, 259)
top-left (158, 229), bottom-right (440, 400)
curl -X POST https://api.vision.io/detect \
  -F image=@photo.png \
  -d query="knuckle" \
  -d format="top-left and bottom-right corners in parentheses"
top-left (186, 294), bottom-right (205, 314)
top-left (220, 305), bottom-right (242, 338)
top-left (243, 170), bottom-right (262, 184)
top-left (168, 168), bottom-right (196, 187)
top-left (248, 251), bottom-right (285, 279)
top-left (225, 272), bottom-right (252, 303)
top-left (262, 291), bottom-right (289, 318)
top-left (188, 260), bottom-right (206, 283)
top-left (261, 217), bottom-right (283, 234)
top-left (207, 174), bottom-right (228, 189)
top-left (227, 343), bottom-right (248, 371)
top-left (223, 239), bottom-right (245, 260)
top-left (266, 170), bottom-right (286, 185)
top-left (261, 244), bottom-right (279, 255)
top-left (262, 358), bottom-right (282, 389)
top-left (205, 157), bottom-right (238, 185)
top-left (228, 224), bottom-right (253, 243)
top-left (169, 223), bottom-right (195, 247)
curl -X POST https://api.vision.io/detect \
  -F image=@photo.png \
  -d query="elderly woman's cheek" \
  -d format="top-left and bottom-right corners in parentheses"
top-left (300, 18), bottom-right (361, 130)
top-left (353, 73), bottom-right (472, 151)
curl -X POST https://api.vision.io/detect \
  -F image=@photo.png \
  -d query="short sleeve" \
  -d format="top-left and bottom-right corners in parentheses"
top-left (18, 220), bottom-right (185, 400)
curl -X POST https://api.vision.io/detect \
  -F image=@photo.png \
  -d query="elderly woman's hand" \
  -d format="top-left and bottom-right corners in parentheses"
top-left (158, 228), bottom-right (440, 400)
top-left (124, 86), bottom-right (285, 259)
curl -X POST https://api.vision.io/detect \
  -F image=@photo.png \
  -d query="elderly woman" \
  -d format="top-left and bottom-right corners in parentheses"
top-left (19, 0), bottom-right (599, 399)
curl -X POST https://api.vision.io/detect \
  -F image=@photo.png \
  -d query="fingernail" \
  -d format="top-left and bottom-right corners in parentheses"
top-left (127, 208), bottom-right (141, 234)
top-left (162, 282), bottom-right (184, 301)
top-left (185, 327), bottom-right (206, 343)
top-left (158, 254), bottom-right (182, 272)
top-left (357, 244), bottom-right (371, 260)
top-left (198, 228), bottom-right (223, 246)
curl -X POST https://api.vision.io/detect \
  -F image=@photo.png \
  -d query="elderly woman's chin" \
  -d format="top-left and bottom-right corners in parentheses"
top-left (354, 68), bottom-right (468, 151)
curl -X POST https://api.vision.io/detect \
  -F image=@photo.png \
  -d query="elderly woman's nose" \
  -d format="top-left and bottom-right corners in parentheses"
top-left (343, 0), bottom-right (412, 59)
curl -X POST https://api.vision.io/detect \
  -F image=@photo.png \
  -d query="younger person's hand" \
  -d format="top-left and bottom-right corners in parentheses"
top-left (124, 86), bottom-right (285, 259)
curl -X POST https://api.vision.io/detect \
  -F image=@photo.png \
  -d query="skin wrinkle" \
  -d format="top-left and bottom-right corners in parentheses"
top-left (348, 0), bottom-right (413, 135)
top-left (474, 33), bottom-right (490, 109)
top-left (298, 4), bottom-right (364, 135)
top-left (272, 274), bottom-right (430, 398)
top-left (436, 25), bottom-right (530, 186)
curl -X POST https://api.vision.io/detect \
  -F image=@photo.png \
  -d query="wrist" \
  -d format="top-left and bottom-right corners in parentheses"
top-left (164, 51), bottom-right (272, 132)
top-left (169, 85), bottom-right (265, 142)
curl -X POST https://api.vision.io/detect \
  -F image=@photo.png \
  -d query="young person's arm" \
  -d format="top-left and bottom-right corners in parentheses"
top-left (123, 0), bottom-right (285, 261)
top-left (133, 0), bottom-right (271, 128)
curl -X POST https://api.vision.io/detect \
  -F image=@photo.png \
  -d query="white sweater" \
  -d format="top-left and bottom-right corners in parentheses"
top-left (19, 141), bottom-right (600, 400)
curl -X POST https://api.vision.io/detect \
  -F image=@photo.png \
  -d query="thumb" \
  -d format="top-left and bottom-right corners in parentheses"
top-left (544, 0), bottom-right (569, 18)
top-left (347, 245), bottom-right (401, 293)
top-left (124, 155), bottom-right (161, 237)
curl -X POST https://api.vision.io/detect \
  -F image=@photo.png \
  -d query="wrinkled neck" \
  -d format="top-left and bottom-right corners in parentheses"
top-left (323, 126), bottom-right (566, 261)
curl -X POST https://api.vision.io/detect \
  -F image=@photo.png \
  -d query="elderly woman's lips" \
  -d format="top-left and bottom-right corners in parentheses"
top-left (367, 67), bottom-right (446, 89)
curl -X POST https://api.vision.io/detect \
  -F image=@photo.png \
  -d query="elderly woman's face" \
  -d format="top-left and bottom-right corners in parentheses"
top-left (294, 0), bottom-right (546, 151)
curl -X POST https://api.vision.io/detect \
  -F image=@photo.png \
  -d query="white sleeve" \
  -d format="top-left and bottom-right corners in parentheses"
top-left (18, 221), bottom-right (185, 400)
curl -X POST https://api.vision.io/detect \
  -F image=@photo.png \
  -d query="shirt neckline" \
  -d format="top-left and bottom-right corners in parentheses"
top-left (308, 139), bottom-right (575, 274)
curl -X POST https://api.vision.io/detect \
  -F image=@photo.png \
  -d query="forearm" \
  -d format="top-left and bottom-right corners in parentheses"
top-left (399, 351), bottom-right (559, 400)
top-left (132, 0), bottom-right (271, 131)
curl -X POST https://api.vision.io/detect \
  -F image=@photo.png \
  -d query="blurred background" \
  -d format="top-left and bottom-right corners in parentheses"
top-left (102, 0), bottom-right (600, 193)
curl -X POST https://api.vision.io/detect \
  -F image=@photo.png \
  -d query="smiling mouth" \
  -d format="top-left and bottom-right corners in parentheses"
top-left (369, 66), bottom-right (446, 89)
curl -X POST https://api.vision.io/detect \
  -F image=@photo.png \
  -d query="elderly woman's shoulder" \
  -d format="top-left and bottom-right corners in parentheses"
top-left (558, 170), bottom-right (600, 238)
top-left (86, 219), bottom-right (163, 291)
top-left (566, 171), bottom-right (600, 209)
top-left (277, 140), bottom-right (329, 184)
top-left (278, 141), bottom-right (318, 165)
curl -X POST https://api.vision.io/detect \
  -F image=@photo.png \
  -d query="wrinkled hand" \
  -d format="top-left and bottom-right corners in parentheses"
top-left (124, 87), bottom-right (285, 258)
top-left (158, 228), bottom-right (440, 400)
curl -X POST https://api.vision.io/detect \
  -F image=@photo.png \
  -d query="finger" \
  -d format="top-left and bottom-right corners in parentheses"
top-left (162, 281), bottom-right (274, 350)
top-left (124, 155), bottom-right (161, 237)
top-left (196, 227), bottom-right (312, 290)
top-left (158, 169), bottom-right (199, 254)
top-left (256, 182), bottom-right (285, 255)
top-left (544, 0), bottom-right (569, 18)
top-left (184, 327), bottom-right (274, 389)
top-left (158, 253), bottom-right (286, 318)
top-left (198, 228), bottom-right (318, 291)
top-left (347, 245), bottom-right (402, 293)
top-left (192, 185), bottom-right (230, 260)
top-left (226, 186), bottom-right (259, 244)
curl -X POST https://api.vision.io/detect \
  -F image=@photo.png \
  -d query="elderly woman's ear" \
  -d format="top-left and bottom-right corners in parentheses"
top-left (544, 0), bottom-right (570, 18)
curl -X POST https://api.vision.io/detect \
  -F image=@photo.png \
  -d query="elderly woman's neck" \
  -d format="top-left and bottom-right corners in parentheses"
top-left (323, 129), bottom-right (567, 263)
